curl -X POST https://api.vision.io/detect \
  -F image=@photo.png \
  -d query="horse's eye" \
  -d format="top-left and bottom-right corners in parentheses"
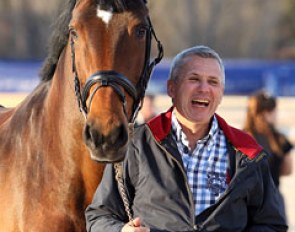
top-left (135, 25), bottom-right (148, 38)
top-left (69, 27), bottom-right (78, 40)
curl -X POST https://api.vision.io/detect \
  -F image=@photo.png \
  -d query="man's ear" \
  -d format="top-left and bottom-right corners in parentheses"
top-left (167, 80), bottom-right (174, 98)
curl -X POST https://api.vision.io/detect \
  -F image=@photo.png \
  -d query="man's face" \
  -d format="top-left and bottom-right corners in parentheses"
top-left (167, 56), bottom-right (224, 125)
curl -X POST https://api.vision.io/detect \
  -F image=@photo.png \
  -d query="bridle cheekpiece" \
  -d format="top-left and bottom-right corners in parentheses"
top-left (70, 15), bottom-right (163, 122)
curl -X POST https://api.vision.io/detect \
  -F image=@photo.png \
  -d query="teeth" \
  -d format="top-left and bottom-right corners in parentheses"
top-left (192, 99), bottom-right (209, 104)
top-left (192, 99), bottom-right (209, 107)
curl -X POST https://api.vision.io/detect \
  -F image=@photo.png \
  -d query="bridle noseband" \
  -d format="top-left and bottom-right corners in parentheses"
top-left (81, 71), bottom-right (137, 118)
top-left (70, 15), bottom-right (163, 122)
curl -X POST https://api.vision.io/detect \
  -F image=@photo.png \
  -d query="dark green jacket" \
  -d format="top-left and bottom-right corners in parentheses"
top-left (85, 109), bottom-right (287, 232)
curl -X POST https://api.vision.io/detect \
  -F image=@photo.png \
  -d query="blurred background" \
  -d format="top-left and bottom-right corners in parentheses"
top-left (1, 0), bottom-right (295, 59)
top-left (1, 0), bottom-right (295, 230)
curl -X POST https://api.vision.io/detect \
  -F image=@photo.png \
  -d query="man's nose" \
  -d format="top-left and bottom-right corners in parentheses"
top-left (198, 81), bottom-right (210, 91)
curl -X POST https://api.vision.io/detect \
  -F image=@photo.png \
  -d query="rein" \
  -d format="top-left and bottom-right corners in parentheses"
top-left (70, 16), bottom-right (163, 122)
top-left (114, 123), bottom-right (135, 223)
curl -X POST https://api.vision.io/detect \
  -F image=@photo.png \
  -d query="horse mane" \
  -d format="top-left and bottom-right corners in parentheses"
top-left (39, 0), bottom-right (147, 82)
top-left (40, 0), bottom-right (77, 82)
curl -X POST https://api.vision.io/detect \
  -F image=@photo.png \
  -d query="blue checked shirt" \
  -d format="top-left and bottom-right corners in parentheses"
top-left (171, 112), bottom-right (228, 216)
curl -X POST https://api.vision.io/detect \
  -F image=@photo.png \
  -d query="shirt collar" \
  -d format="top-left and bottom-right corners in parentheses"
top-left (171, 111), bottom-right (219, 146)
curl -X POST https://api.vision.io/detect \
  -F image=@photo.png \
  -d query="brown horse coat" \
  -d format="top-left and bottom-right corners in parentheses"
top-left (0, 0), bottom-right (155, 231)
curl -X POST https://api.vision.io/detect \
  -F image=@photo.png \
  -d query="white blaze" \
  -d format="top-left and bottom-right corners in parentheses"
top-left (97, 6), bottom-right (113, 25)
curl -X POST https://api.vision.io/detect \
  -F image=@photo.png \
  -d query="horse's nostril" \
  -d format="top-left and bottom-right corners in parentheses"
top-left (108, 124), bottom-right (128, 146)
top-left (84, 123), bottom-right (128, 149)
top-left (84, 124), bottom-right (91, 141)
top-left (84, 123), bottom-right (103, 146)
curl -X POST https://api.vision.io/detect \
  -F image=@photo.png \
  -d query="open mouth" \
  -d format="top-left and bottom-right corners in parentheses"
top-left (192, 99), bottom-right (209, 107)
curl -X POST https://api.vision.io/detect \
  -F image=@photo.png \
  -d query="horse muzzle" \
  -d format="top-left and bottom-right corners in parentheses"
top-left (83, 122), bottom-right (128, 162)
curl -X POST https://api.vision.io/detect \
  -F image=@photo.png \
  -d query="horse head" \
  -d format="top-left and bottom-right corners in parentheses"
top-left (0, 1), bottom-right (162, 230)
top-left (47, 0), bottom-right (162, 163)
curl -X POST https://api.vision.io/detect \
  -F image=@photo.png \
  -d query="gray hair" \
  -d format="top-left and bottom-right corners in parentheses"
top-left (168, 45), bottom-right (225, 84)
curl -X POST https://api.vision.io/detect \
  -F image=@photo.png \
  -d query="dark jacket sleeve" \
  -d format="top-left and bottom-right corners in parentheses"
top-left (85, 164), bottom-right (128, 232)
top-left (246, 157), bottom-right (288, 232)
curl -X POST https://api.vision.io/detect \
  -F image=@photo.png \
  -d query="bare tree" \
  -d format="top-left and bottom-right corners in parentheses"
top-left (0, 0), bottom-right (290, 59)
top-left (0, 0), bottom-right (62, 58)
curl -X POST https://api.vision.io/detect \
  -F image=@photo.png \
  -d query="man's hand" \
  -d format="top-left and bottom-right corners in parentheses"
top-left (122, 217), bottom-right (150, 232)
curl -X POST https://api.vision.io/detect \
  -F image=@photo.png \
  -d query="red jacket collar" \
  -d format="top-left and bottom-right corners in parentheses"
top-left (147, 108), bottom-right (263, 159)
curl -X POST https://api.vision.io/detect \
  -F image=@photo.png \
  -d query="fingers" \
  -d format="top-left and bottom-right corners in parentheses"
top-left (121, 217), bottom-right (150, 232)
top-left (132, 217), bottom-right (141, 227)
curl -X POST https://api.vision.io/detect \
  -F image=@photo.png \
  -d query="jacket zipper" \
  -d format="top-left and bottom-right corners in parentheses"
top-left (149, 132), bottom-right (259, 231)
top-left (150, 132), bottom-right (197, 230)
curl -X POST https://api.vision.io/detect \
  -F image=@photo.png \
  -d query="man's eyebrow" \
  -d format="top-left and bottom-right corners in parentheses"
top-left (187, 72), bottom-right (201, 77)
top-left (208, 75), bottom-right (220, 80)
top-left (189, 73), bottom-right (220, 80)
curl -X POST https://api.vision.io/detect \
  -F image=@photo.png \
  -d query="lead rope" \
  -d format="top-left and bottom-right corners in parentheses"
top-left (114, 162), bottom-right (134, 223)
top-left (114, 123), bottom-right (135, 224)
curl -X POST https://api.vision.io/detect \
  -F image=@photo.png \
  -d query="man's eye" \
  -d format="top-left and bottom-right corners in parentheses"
top-left (189, 77), bottom-right (200, 82)
top-left (209, 80), bottom-right (219, 85)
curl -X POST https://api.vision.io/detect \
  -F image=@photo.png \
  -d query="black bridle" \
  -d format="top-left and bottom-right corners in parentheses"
top-left (70, 16), bottom-right (163, 122)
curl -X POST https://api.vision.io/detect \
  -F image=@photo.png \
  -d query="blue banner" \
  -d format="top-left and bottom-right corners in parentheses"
top-left (1, 59), bottom-right (295, 96)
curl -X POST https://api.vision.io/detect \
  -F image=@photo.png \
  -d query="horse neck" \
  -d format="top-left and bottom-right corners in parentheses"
top-left (47, 45), bottom-right (84, 133)
top-left (44, 45), bottom-right (104, 204)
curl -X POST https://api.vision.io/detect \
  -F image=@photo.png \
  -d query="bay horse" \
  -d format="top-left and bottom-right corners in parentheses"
top-left (0, 0), bottom-right (163, 231)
